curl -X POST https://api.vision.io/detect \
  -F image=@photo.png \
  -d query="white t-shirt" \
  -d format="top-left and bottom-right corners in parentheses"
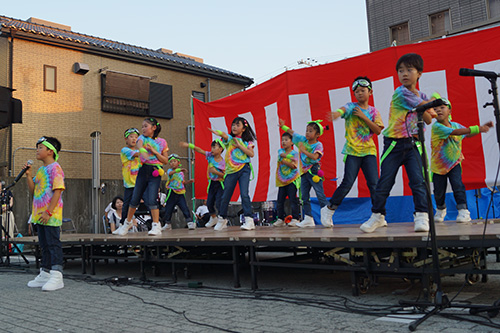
top-left (196, 205), bottom-right (209, 216)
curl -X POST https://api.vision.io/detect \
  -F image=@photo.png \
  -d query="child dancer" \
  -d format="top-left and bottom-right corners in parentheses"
top-left (321, 77), bottom-right (384, 227)
top-left (360, 53), bottom-right (436, 233)
top-left (210, 117), bottom-right (256, 231)
top-left (25, 136), bottom-right (65, 291)
top-left (431, 97), bottom-right (493, 222)
top-left (279, 118), bottom-right (328, 227)
top-left (120, 128), bottom-right (140, 224)
top-left (180, 140), bottom-right (225, 228)
top-left (274, 132), bottom-right (300, 227)
top-left (114, 117), bottom-right (169, 236)
top-left (161, 154), bottom-right (195, 230)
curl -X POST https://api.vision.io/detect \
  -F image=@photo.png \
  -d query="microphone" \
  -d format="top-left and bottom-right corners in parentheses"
top-left (411, 99), bottom-right (445, 114)
top-left (459, 68), bottom-right (499, 79)
top-left (6, 160), bottom-right (33, 190)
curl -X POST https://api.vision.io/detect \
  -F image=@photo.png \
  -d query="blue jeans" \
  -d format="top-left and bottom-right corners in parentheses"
top-left (372, 137), bottom-right (427, 215)
top-left (162, 190), bottom-right (193, 223)
top-left (219, 164), bottom-right (252, 218)
top-left (433, 164), bottom-right (468, 210)
top-left (37, 224), bottom-right (63, 272)
top-left (130, 164), bottom-right (161, 210)
top-left (301, 165), bottom-right (328, 217)
top-left (121, 187), bottom-right (134, 224)
top-left (329, 155), bottom-right (378, 209)
top-left (207, 180), bottom-right (224, 215)
top-left (277, 182), bottom-right (300, 220)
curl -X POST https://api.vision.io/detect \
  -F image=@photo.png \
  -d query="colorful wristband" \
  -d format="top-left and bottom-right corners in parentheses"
top-left (336, 108), bottom-right (345, 116)
top-left (281, 125), bottom-right (290, 132)
top-left (175, 168), bottom-right (182, 173)
top-left (45, 210), bottom-right (52, 217)
top-left (431, 92), bottom-right (441, 100)
top-left (286, 153), bottom-right (294, 159)
top-left (188, 143), bottom-right (195, 149)
top-left (216, 130), bottom-right (223, 136)
top-left (139, 147), bottom-right (148, 154)
top-left (469, 125), bottom-right (480, 135)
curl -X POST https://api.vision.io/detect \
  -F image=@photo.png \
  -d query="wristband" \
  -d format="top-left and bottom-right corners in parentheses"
top-left (188, 143), bottom-right (195, 149)
top-left (216, 130), bottom-right (223, 136)
top-left (281, 125), bottom-right (290, 132)
top-left (336, 108), bottom-right (345, 116)
top-left (139, 147), bottom-right (148, 154)
top-left (431, 92), bottom-right (441, 100)
top-left (286, 153), bottom-right (294, 159)
top-left (469, 125), bottom-right (479, 135)
top-left (45, 210), bottom-right (53, 217)
top-left (175, 168), bottom-right (182, 173)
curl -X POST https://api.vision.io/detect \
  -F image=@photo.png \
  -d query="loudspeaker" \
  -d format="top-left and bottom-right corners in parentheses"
top-left (73, 62), bottom-right (89, 75)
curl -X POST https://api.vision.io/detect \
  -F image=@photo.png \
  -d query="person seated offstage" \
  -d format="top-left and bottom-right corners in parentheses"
top-left (0, 180), bottom-right (15, 239)
top-left (195, 200), bottom-right (210, 227)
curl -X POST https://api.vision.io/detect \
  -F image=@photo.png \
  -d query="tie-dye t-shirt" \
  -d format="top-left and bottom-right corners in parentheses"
top-left (137, 135), bottom-right (168, 166)
top-left (32, 162), bottom-right (65, 227)
top-left (292, 133), bottom-right (323, 175)
top-left (431, 121), bottom-right (466, 175)
top-left (276, 149), bottom-right (299, 187)
top-left (223, 135), bottom-right (254, 174)
top-left (166, 169), bottom-right (186, 194)
top-left (382, 85), bottom-right (428, 138)
top-left (121, 147), bottom-right (140, 188)
top-left (341, 102), bottom-right (384, 157)
top-left (206, 152), bottom-right (225, 181)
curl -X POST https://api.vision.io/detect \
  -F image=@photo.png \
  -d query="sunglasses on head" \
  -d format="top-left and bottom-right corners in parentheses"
top-left (124, 128), bottom-right (139, 138)
top-left (352, 79), bottom-right (372, 91)
top-left (37, 136), bottom-right (47, 144)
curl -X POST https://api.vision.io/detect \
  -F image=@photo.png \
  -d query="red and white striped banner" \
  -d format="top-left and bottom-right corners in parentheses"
top-left (194, 26), bottom-right (500, 202)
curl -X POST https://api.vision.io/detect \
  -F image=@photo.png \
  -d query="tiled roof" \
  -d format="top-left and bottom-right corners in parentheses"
top-left (0, 15), bottom-right (253, 85)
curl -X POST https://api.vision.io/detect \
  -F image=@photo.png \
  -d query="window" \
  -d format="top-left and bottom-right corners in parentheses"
top-left (390, 22), bottom-right (409, 46)
top-left (44, 65), bottom-right (57, 92)
top-left (149, 82), bottom-right (173, 119)
top-left (429, 10), bottom-right (451, 36)
top-left (489, 0), bottom-right (500, 18)
top-left (192, 91), bottom-right (206, 102)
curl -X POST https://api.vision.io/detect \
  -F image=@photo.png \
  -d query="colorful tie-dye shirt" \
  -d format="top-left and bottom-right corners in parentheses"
top-left (32, 162), bottom-right (65, 227)
top-left (382, 85), bottom-right (428, 138)
top-left (276, 149), bottom-right (299, 187)
top-left (223, 135), bottom-right (254, 174)
top-left (341, 102), bottom-right (384, 157)
top-left (166, 168), bottom-right (186, 195)
top-left (137, 135), bottom-right (168, 166)
top-left (431, 121), bottom-right (466, 175)
top-left (206, 152), bottom-right (225, 181)
top-left (121, 147), bottom-right (140, 188)
top-left (292, 133), bottom-right (323, 175)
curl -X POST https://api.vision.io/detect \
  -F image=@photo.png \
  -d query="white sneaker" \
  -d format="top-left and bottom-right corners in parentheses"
top-left (205, 216), bottom-right (218, 228)
top-left (288, 219), bottom-right (300, 227)
top-left (273, 219), bottom-right (286, 227)
top-left (456, 209), bottom-right (471, 223)
top-left (161, 223), bottom-right (172, 231)
top-left (187, 222), bottom-right (196, 230)
top-left (297, 215), bottom-right (315, 228)
top-left (241, 216), bottom-right (255, 230)
top-left (320, 206), bottom-right (334, 228)
top-left (214, 217), bottom-right (228, 231)
top-left (414, 212), bottom-right (430, 232)
top-left (42, 270), bottom-right (64, 291)
top-left (360, 213), bottom-right (387, 233)
top-left (27, 268), bottom-right (50, 288)
top-left (113, 220), bottom-right (133, 236)
top-left (434, 208), bottom-right (447, 223)
top-left (148, 222), bottom-right (162, 236)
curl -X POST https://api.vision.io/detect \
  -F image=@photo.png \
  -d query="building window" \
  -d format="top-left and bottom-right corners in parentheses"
top-left (390, 22), bottom-right (409, 46)
top-left (149, 82), bottom-right (173, 119)
top-left (429, 10), bottom-right (451, 36)
top-left (44, 65), bottom-right (57, 92)
top-left (192, 91), bottom-right (205, 102)
top-left (489, 0), bottom-right (500, 18)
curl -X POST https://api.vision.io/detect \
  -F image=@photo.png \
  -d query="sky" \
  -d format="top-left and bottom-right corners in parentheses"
top-left (1, 1), bottom-right (370, 85)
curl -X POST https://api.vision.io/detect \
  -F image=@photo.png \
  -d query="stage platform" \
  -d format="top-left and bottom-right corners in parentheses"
top-left (8, 220), bottom-right (500, 297)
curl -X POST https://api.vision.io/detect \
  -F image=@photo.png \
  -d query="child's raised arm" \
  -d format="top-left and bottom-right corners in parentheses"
top-left (451, 121), bottom-right (494, 137)
top-left (208, 128), bottom-right (229, 141)
top-left (279, 119), bottom-right (294, 135)
top-left (179, 141), bottom-right (205, 155)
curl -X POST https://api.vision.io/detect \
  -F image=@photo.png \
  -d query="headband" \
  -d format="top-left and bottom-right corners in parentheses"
top-left (124, 128), bottom-right (139, 138)
top-left (307, 120), bottom-right (324, 136)
top-left (215, 138), bottom-right (225, 150)
top-left (37, 137), bottom-right (59, 161)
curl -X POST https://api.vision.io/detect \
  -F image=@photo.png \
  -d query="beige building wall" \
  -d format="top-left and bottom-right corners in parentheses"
top-left (9, 38), bottom-right (246, 180)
